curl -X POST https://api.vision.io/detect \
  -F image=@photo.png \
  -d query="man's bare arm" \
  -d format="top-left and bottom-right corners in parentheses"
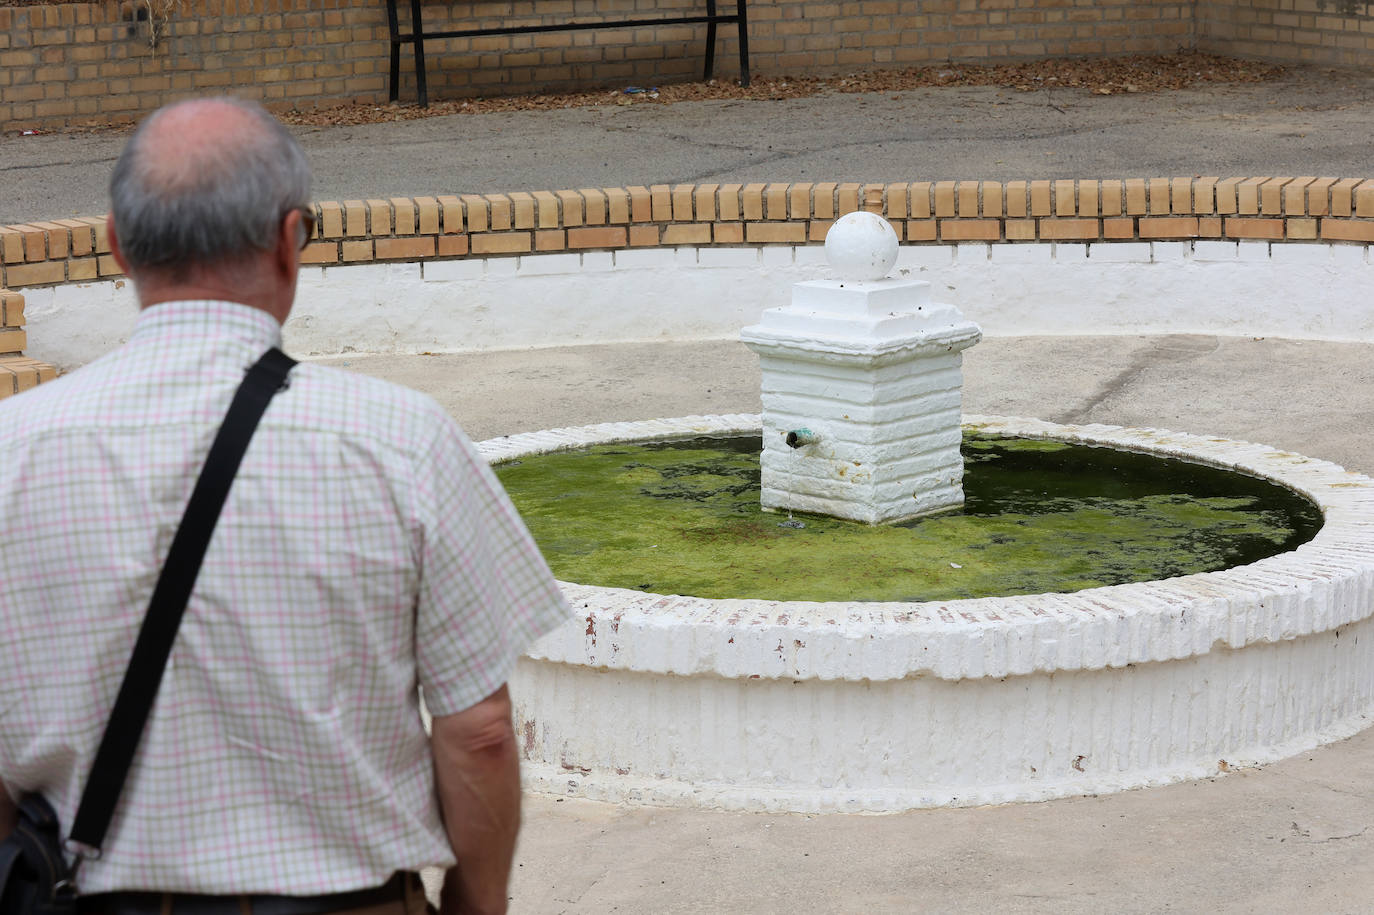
top-left (431, 684), bottom-right (522, 915)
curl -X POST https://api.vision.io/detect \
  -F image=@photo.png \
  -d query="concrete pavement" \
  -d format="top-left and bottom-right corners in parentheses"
top-left (338, 334), bottom-right (1374, 914)
top-left (6, 65), bottom-right (1374, 225)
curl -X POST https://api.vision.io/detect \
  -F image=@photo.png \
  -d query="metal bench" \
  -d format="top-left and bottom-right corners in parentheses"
top-left (385, 0), bottom-right (751, 107)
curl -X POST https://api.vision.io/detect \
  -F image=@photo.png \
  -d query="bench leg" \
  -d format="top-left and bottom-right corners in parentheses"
top-left (735, 0), bottom-right (750, 87)
top-left (411, 0), bottom-right (429, 107)
top-left (386, 0), bottom-right (401, 102)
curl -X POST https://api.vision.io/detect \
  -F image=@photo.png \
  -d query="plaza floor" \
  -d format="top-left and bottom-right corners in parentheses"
top-left (342, 334), bottom-right (1374, 914)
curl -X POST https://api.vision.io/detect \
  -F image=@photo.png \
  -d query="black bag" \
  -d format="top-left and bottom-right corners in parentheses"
top-left (0, 348), bottom-right (296, 913)
top-left (0, 794), bottom-right (76, 914)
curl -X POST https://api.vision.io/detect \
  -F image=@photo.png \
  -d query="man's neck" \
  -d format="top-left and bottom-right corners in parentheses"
top-left (134, 271), bottom-right (290, 325)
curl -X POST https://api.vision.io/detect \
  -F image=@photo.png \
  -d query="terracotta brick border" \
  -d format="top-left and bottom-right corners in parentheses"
top-left (4, 178), bottom-right (1374, 292)
top-left (0, 289), bottom-right (58, 400)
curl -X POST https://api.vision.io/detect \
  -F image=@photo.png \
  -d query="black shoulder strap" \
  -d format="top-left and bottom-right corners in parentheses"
top-left (68, 347), bottom-right (297, 856)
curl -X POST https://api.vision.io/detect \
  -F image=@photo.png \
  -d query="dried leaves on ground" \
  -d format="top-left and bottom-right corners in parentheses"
top-left (278, 52), bottom-right (1286, 127)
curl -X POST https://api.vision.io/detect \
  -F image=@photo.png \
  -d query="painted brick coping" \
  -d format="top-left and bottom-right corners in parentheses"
top-left (6, 177), bottom-right (1374, 290)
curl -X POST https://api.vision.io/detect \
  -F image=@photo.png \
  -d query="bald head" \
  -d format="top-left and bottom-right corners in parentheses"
top-left (110, 97), bottom-right (312, 278)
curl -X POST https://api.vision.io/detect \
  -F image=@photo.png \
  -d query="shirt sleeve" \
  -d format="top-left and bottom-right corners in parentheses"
top-left (410, 408), bottom-right (573, 717)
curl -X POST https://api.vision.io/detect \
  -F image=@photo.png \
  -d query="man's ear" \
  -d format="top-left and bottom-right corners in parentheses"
top-left (275, 209), bottom-right (302, 280)
top-left (107, 214), bottom-right (131, 277)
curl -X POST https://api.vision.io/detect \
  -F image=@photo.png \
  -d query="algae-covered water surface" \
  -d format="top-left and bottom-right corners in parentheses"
top-left (494, 435), bottom-right (1323, 602)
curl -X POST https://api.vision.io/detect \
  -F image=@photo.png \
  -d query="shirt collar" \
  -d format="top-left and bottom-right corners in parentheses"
top-left (131, 300), bottom-right (284, 351)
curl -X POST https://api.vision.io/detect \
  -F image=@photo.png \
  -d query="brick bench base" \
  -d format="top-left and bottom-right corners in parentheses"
top-left (0, 355), bottom-right (56, 400)
top-left (0, 290), bottom-right (57, 401)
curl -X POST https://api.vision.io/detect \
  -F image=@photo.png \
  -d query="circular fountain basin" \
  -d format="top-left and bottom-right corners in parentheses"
top-left (494, 432), bottom-right (1322, 602)
top-left (485, 414), bottom-right (1374, 813)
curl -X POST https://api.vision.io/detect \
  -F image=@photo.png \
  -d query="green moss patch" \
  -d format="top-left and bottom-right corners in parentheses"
top-left (496, 435), bottom-right (1323, 602)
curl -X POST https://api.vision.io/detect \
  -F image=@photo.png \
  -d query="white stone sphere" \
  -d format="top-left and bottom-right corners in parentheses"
top-left (825, 211), bottom-right (899, 281)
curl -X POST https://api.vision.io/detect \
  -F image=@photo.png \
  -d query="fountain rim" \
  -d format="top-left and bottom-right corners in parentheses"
top-left (483, 413), bottom-right (1374, 684)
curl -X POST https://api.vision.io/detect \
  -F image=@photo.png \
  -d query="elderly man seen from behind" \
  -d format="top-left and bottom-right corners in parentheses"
top-left (0, 97), bottom-right (571, 915)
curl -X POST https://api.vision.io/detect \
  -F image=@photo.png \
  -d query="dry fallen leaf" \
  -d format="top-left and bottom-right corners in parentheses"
top-left (260, 51), bottom-right (1287, 128)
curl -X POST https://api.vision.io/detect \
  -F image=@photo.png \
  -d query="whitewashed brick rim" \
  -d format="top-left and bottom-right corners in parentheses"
top-left (483, 414), bottom-right (1374, 683)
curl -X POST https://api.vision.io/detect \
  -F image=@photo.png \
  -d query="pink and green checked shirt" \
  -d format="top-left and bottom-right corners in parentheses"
top-left (0, 300), bottom-right (572, 894)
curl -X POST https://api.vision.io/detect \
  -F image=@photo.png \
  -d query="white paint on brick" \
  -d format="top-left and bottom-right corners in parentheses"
top-left (760, 246), bottom-right (795, 268)
top-left (1192, 240), bottom-right (1239, 262)
top-left (1151, 241), bottom-right (1188, 262)
top-left (1269, 243), bottom-right (1333, 265)
top-left (488, 413), bottom-right (1374, 813)
top-left (1054, 243), bottom-right (1089, 262)
top-left (990, 244), bottom-right (1053, 265)
top-left (18, 285), bottom-right (56, 314)
top-left (291, 271), bottom-right (326, 295)
top-left (794, 245), bottom-right (830, 267)
top-left (517, 253), bottom-right (581, 276)
top-left (387, 262), bottom-right (423, 283)
top-left (422, 259), bottom-right (484, 282)
top-left (1332, 243), bottom-right (1368, 268)
top-left (896, 245), bottom-right (954, 269)
top-left (699, 248), bottom-right (760, 268)
top-left (1088, 242), bottom-right (1150, 263)
top-left (613, 248), bottom-right (676, 269)
top-left (22, 242), bottom-right (1374, 369)
top-left (955, 243), bottom-right (991, 264)
top-left (486, 257), bottom-right (519, 277)
top-left (580, 251), bottom-right (615, 272)
top-left (323, 263), bottom-right (388, 286)
top-left (28, 280), bottom-right (134, 370)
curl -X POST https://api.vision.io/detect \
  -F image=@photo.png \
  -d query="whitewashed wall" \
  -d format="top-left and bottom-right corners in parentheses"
top-left (21, 240), bottom-right (1374, 371)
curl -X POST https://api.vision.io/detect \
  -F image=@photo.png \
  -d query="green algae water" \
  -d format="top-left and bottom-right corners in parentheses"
top-left (494, 435), bottom-right (1323, 602)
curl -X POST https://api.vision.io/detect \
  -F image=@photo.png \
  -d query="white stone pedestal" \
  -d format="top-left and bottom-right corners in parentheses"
top-left (741, 213), bottom-right (981, 523)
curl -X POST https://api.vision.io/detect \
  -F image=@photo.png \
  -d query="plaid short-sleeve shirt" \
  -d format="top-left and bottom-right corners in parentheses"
top-left (0, 300), bottom-right (571, 894)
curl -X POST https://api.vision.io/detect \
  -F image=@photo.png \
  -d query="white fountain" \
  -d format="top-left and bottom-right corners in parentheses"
top-left (491, 218), bottom-right (1374, 813)
top-left (742, 211), bottom-right (981, 523)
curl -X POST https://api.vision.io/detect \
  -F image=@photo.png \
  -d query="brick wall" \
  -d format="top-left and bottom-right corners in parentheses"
top-left (0, 289), bottom-right (59, 398)
top-left (1197, 0), bottom-right (1374, 68)
top-left (0, 0), bottom-right (395, 132)
top-left (1, 0), bottom-right (1199, 133)
top-left (4, 178), bottom-right (1374, 293)
top-left (9, 0), bottom-right (1374, 135)
top-left (746, 0), bottom-right (1192, 72)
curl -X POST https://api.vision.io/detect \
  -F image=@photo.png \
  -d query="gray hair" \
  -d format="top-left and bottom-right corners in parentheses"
top-left (110, 97), bottom-right (313, 274)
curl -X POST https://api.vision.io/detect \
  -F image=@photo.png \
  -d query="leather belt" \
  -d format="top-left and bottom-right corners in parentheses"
top-left (77, 870), bottom-right (411, 915)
